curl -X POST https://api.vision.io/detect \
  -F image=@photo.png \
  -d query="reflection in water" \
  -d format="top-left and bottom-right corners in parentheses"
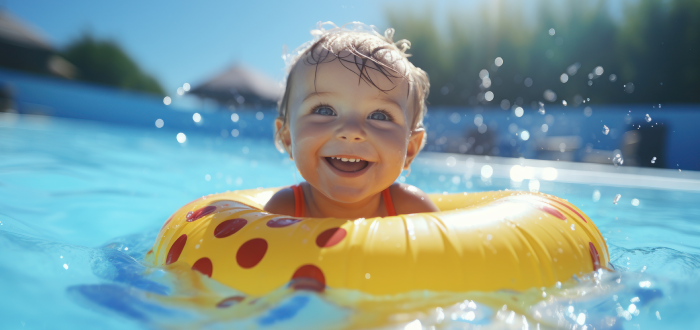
top-left (1, 115), bottom-right (699, 329)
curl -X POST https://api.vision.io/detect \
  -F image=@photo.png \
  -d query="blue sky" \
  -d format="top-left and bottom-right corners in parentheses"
top-left (2, 0), bottom-right (411, 95)
top-left (4, 0), bottom-right (623, 99)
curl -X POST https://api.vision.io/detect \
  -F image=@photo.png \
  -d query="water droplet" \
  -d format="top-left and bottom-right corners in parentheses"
top-left (562, 100), bottom-right (568, 106)
top-left (570, 224), bottom-right (575, 230)
top-left (521, 130), bottom-right (530, 141)
top-left (613, 194), bottom-right (621, 204)
top-left (613, 153), bottom-right (624, 166)
top-left (602, 125), bottom-right (610, 135)
top-left (163, 96), bottom-right (172, 105)
top-left (651, 156), bottom-right (656, 164)
top-left (555, 281), bottom-right (561, 289)
top-left (645, 114), bottom-right (652, 122)
top-left (176, 133), bottom-right (187, 143)
top-left (631, 198), bottom-right (640, 206)
top-left (543, 89), bottom-right (557, 102)
top-left (479, 69), bottom-right (489, 79)
top-left (514, 107), bottom-right (524, 117)
top-left (538, 102), bottom-right (545, 115)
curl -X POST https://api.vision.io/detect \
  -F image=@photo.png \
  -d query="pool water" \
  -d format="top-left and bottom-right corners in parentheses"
top-left (1, 113), bottom-right (699, 329)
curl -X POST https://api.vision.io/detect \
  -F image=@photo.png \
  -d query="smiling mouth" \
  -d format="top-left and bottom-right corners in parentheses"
top-left (325, 157), bottom-right (371, 172)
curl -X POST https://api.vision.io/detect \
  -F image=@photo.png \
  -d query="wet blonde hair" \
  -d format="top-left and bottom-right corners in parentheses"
top-left (275, 22), bottom-right (430, 152)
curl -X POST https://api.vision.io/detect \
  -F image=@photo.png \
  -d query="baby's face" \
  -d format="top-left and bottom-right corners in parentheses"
top-left (281, 55), bottom-right (422, 203)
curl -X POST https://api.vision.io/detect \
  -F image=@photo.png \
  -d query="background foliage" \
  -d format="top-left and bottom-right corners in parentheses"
top-left (388, 0), bottom-right (700, 107)
top-left (62, 35), bottom-right (164, 95)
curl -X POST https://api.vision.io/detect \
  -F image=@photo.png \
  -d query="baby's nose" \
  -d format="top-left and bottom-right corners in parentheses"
top-left (336, 123), bottom-right (366, 142)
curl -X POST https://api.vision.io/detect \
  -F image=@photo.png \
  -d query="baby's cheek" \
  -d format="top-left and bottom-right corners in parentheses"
top-left (378, 131), bottom-right (408, 161)
top-left (291, 134), bottom-right (323, 178)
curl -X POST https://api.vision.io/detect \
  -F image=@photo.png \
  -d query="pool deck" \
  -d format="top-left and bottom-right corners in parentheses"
top-left (418, 152), bottom-right (700, 192)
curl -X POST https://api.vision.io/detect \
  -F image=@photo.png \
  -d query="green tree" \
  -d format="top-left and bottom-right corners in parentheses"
top-left (62, 35), bottom-right (164, 95)
top-left (387, 0), bottom-right (700, 106)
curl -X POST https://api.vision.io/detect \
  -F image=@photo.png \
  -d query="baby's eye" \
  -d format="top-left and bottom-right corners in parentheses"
top-left (312, 106), bottom-right (336, 116)
top-left (368, 111), bottom-right (392, 121)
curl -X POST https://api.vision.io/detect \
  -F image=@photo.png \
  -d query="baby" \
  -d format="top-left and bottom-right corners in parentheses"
top-left (265, 23), bottom-right (439, 218)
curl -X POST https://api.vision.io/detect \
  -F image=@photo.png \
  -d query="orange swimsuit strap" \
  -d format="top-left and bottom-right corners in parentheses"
top-left (291, 184), bottom-right (396, 217)
top-left (291, 184), bottom-right (305, 218)
top-left (382, 187), bottom-right (397, 216)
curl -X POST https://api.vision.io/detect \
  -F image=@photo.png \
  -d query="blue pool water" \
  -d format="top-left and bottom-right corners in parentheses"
top-left (1, 113), bottom-right (700, 329)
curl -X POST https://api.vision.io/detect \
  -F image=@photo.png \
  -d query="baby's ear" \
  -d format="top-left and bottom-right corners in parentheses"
top-left (404, 129), bottom-right (425, 170)
top-left (275, 118), bottom-right (293, 159)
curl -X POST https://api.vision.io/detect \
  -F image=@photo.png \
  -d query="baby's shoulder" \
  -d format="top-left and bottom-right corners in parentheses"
top-left (388, 183), bottom-right (440, 214)
top-left (263, 186), bottom-right (296, 216)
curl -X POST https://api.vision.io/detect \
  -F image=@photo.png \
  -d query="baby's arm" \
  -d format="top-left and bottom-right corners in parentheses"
top-left (389, 183), bottom-right (440, 214)
top-left (263, 187), bottom-right (296, 217)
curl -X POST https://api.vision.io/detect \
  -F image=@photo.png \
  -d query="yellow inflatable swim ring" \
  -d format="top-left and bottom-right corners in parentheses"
top-left (147, 187), bottom-right (609, 296)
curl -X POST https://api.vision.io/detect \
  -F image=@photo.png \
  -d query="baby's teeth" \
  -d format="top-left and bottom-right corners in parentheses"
top-left (341, 158), bottom-right (348, 162)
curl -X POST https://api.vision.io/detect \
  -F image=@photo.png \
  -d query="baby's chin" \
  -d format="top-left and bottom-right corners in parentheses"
top-left (319, 184), bottom-right (378, 204)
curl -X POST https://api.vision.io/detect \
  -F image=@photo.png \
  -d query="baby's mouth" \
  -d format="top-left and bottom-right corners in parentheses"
top-left (325, 157), bottom-right (370, 172)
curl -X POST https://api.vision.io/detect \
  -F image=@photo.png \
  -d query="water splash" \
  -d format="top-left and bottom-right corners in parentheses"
top-left (645, 114), bottom-right (652, 122)
top-left (651, 157), bottom-right (657, 164)
top-left (613, 194), bottom-right (621, 204)
top-left (528, 179), bottom-right (540, 193)
top-left (613, 153), bottom-right (624, 166)
top-left (603, 125), bottom-right (610, 135)
top-left (538, 102), bottom-right (545, 115)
